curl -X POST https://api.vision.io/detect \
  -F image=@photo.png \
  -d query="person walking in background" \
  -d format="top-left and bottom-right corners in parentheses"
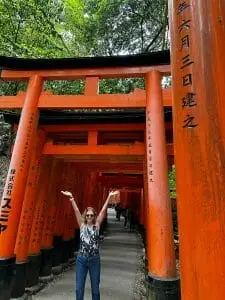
top-left (115, 203), bottom-right (122, 221)
top-left (61, 189), bottom-right (119, 300)
top-left (123, 206), bottom-right (129, 228)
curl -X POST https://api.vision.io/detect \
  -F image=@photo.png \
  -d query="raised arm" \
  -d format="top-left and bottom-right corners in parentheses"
top-left (61, 191), bottom-right (84, 227)
top-left (96, 190), bottom-right (119, 226)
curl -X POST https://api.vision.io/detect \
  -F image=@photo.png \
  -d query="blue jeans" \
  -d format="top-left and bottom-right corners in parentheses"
top-left (76, 254), bottom-right (100, 300)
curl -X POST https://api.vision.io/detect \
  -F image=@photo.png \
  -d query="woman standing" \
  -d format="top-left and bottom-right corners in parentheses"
top-left (61, 190), bottom-right (118, 300)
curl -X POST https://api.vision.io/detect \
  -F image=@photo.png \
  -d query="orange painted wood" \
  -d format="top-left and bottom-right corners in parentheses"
top-left (73, 162), bottom-right (143, 172)
top-left (53, 163), bottom-right (67, 236)
top-left (88, 131), bottom-right (98, 145)
top-left (0, 88), bottom-right (172, 108)
top-left (0, 75), bottom-right (43, 258)
top-left (0, 94), bottom-right (24, 108)
top-left (43, 142), bottom-right (173, 156)
top-left (61, 196), bottom-right (71, 242)
top-left (140, 189), bottom-right (144, 225)
top-left (169, 1), bottom-right (225, 299)
top-left (86, 172), bottom-right (98, 208)
top-left (28, 158), bottom-right (53, 255)
top-left (41, 160), bottom-right (58, 249)
top-left (1, 65), bottom-right (171, 80)
top-left (98, 174), bottom-right (143, 186)
top-left (41, 123), bottom-right (145, 132)
top-left (43, 143), bottom-right (145, 156)
top-left (143, 160), bottom-right (150, 247)
top-left (15, 130), bottom-right (46, 262)
top-left (63, 163), bottom-right (82, 241)
top-left (62, 164), bottom-right (75, 242)
top-left (84, 77), bottom-right (99, 95)
top-left (145, 71), bottom-right (176, 278)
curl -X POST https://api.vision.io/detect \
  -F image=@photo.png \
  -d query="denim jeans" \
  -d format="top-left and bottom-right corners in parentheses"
top-left (76, 254), bottom-right (100, 300)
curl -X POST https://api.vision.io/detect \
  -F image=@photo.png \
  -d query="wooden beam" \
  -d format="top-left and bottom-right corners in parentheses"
top-left (42, 142), bottom-right (173, 156)
top-left (43, 142), bottom-right (145, 156)
top-left (84, 77), bottom-right (99, 95)
top-left (0, 88), bottom-right (172, 109)
top-left (69, 162), bottom-right (143, 172)
top-left (1, 65), bottom-right (171, 81)
top-left (88, 131), bottom-right (98, 145)
top-left (41, 123), bottom-right (146, 132)
top-left (100, 175), bottom-right (143, 186)
top-left (57, 155), bottom-right (144, 163)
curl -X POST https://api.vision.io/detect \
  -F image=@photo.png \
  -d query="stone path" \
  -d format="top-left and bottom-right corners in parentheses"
top-left (32, 208), bottom-right (142, 300)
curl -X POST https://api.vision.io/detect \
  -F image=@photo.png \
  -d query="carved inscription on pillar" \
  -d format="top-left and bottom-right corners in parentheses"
top-left (177, 0), bottom-right (198, 129)
top-left (146, 110), bottom-right (154, 183)
top-left (0, 169), bottom-right (15, 233)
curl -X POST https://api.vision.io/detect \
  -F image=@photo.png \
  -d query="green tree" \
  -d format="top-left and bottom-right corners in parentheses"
top-left (0, 0), bottom-right (169, 95)
top-left (169, 165), bottom-right (176, 199)
top-left (81, 0), bottom-right (169, 56)
top-left (0, 0), bottom-right (70, 58)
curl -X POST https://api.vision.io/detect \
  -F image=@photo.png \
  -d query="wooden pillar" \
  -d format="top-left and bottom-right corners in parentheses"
top-left (39, 160), bottom-right (58, 279)
top-left (0, 75), bottom-right (42, 299)
top-left (52, 161), bottom-right (66, 274)
top-left (143, 161), bottom-right (150, 255)
top-left (168, 1), bottom-right (225, 299)
top-left (26, 158), bottom-right (53, 288)
top-left (87, 171), bottom-right (98, 208)
top-left (145, 71), bottom-right (178, 298)
top-left (140, 188), bottom-right (144, 226)
top-left (11, 130), bottom-right (46, 298)
top-left (61, 163), bottom-right (76, 265)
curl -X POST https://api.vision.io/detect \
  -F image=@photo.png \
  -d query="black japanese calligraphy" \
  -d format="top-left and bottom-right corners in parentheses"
top-left (182, 73), bottom-right (192, 86)
top-left (2, 198), bottom-right (12, 209)
top-left (183, 114), bottom-right (198, 128)
top-left (182, 93), bottom-right (197, 107)
top-left (177, 2), bottom-right (190, 14)
top-left (178, 19), bottom-right (191, 33)
top-left (181, 35), bottom-right (190, 50)
top-left (181, 54), bottom-right (194, 69)
top-left (0, 224), bottom-right (7, 233)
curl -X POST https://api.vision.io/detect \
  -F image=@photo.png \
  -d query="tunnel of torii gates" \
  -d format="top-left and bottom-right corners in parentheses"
top-left (0, 2), bottom-right (225, 300)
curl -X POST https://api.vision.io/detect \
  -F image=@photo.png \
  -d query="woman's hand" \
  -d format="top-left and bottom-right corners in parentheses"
top-left (109, 190), bottom-right (119, 197)
top-left (61, 190), bottom-right (74, 200)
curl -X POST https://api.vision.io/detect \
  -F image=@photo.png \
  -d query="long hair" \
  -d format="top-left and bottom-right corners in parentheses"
top-left (82, 207), bottom-right (97, 224)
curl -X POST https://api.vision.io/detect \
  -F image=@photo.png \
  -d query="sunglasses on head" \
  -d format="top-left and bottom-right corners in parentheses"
top-left (86, 214), bottom-right (94, 218)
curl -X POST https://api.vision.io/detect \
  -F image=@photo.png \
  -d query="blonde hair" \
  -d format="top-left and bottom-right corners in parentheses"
top-left (82, 207), bottom-right (97, 224)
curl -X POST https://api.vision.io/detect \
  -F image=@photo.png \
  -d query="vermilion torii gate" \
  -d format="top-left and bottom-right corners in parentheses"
top-left (0, 1), bottom-right (224, 299)
top-left (0, 52), bottom-right (177, 300)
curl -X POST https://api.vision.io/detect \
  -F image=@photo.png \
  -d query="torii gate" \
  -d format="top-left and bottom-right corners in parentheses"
top-left (0, 1), bottom-right (224, 300)
top-left (0, 51), bottom-right (177, 300)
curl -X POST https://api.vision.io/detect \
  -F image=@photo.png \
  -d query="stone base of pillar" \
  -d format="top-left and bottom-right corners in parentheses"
top-left (11, 261), bottom-right (28, 299)
top-left (52, 265), bottom-right (63, 275)
top-left (148, 274), bottom-right (180, 300)
top-left (61, 240), bottom-right (70, 264)
top-left (68, 239), bottom-right (75, 260)
top-left (39, 248), bottom-right (53, 279)
top-left (26, 254), bottom-right (41, 288)
top-left (39, 274), bottom-right (54, 283)
top-left (52, 235), bottom-right (62, 269)
top-left (0, 257), bottom-right (15, 300)
top-left (74, 229), bottom-right (80, 251)
top-left (10, 293), bottom-right (28, 300)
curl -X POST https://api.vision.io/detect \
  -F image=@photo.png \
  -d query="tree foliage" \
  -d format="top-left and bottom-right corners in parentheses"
top-left (83, 0), bottom-right (169, 56)
top-left (169, 165), bottom-right (176, 199)
top-left (0, 0), bottom-right (169, 58)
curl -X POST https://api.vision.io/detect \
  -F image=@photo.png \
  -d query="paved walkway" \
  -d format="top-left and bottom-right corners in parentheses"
top-left (33, 208), bottom-right (141, 300)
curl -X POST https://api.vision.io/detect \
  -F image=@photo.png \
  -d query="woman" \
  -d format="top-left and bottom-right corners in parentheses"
top-left (61, 189), bottom-right (118, 300)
